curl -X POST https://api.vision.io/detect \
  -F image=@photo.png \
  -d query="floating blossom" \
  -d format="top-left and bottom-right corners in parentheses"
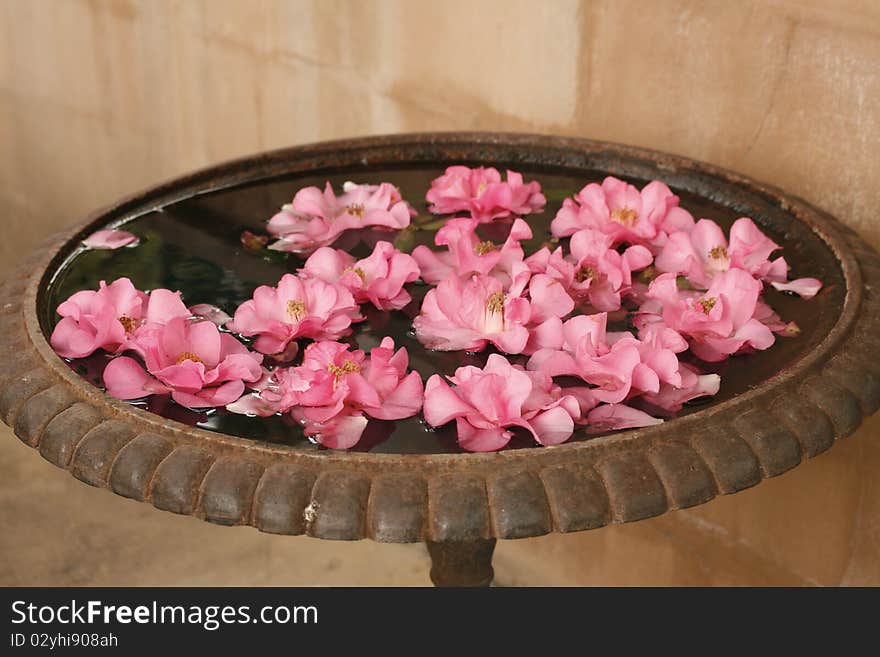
top-left (301, 241), bottom-right (420, 311)
top-left (414, 274), bottom-right (531, 353)
top-left (413, 270), bottom-right (571, 355)
top-left (413, 217), bottom-right (533, 286)
top-left (228, 274), bottom-right (362, 356)
top-left (527, 314), bottom-right (637, 403)
top-left (82, 229), bottom-right (140, 250)
top-left (585, 404), bottom-right (664, 433)
top-left (51, 278), bottom-right (148, 359)
top-left (228, 338), bottom-right (423, 449)
top-left (526, 228), bottom-right (653, 312)
top-left (50, 279), bottom-right (190, 359)
top-left (55, 170), bottom-right (825, 446)
top-left (268, 181), bottom-right (416, 254)
top-left (425, 166), bottom-right (546, 222)
top-left (654, 217), bottom-right (822, 300)
top-left (527, 313), bottom-right (684, 404)
top-left (103, 317), bottom-right (264, 409)
top-left (423, 354), bottom-right (580, 452)
top-left (637, 269), bottom-right (775, 362)
top-left (640, 362), bottom-right (721, 413)
top-left (769, 278), bottom-right (823, 299)
top-left (551, 176), bottom-right (694, 249)
top-left (654, 217), bottom-right (768, 289)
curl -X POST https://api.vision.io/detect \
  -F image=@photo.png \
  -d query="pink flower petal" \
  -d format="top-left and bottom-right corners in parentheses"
top-left (226, 392), bottom-right (281, 417)
top-left (456, 418), bottom-right (513, 452)
top-left (770, 277), bottom-right (823, 299)
top-left (301, 247), bottom-right (354, 282)
top-left (309, 412), bottom-right (370, 450)
top-left (103, 356), bottom-right (169, 400)
top-left (527, 406), bottom-right (576, 445)
top-left (82, 229), bottom-right (140, 250)
top-left (528, 274), bottom-right (574, 324)
top-left (412, 246), bottom-right (454, 285)
top-left (423, 374), bottom-right (475, 427)
top-left (173, 379), bottom-right (245, 409)
top-left (365, 371), bottom-right (424, 420)
top-left (145, 289), bottom-right (190, 324)
top-left (586, 404), bottom-right (663, 433)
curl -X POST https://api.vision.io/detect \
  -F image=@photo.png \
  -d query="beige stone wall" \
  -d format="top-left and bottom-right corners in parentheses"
top-left (1, 0), bottom-right (878, 585)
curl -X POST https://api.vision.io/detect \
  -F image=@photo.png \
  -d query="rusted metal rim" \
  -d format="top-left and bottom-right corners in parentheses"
top-left (2, 132), bottom-right (878, 543)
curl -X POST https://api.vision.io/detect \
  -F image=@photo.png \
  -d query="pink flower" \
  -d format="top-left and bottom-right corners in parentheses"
top-left (50, 279), bottom-right (190, 359)
top-left (414, 274), bottom-right (530, 353)
top-left (103, 317), bottom-right (264, 409)
top-left (51, 278), bottom-right (148, 359)
top-left (227, 274), bottom-right (362, 356)
top-left (655, 217), bottom-right (767, 280)
top-left (527, 313), bottom-right (683, 404)
top-left (425, 166), bottom-right (546, 222)
top-left (82, 229), bottom-right (140, 250)
top-left (413, 271), bottom-right (572, 354)
top-left (526, 229), bottom-right (653, 312)
top-left (655, 219), bottom-right (733, 288)
top-left (638, 269), bottom-right (775, 362)
top-left (640, 363), bottom-right (721, 413)
top-left (727, 217), bottom-right (783, 276)
top-left (423, 354), bottom-right (580, 452)
top-left (527, 316), bottom-right (615, 400)
top-left (725, 218), bottom-right (822, 298)
top-left (228, 338), bottom-right (423, 449)
top-left (655, 217), bottom-right (823, 299)
top-left (412, 217), bottom-right (533, 286)
top-left (301, 241), bottom-right (420, 311)
top-left (355, 337), bottom-right (425, 421)
top-left (618, 323), bottom-right (687, 392)
top-left (551, 177), bottom-right (694, 249)
top-left (268, 181), bottom-right (416, 254)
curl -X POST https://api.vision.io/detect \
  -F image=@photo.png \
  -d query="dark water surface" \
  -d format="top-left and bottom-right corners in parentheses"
top-left (44, 165), bottom-right (845, 454)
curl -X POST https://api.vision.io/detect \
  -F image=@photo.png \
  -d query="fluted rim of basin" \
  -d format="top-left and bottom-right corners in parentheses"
top-left (2, 132), bottom-right (878, 543)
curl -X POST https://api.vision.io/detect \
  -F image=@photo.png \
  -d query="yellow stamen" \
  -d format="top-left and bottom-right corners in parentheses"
top-left (328, 360), bottom-right (361, 383)
top-left (287, 299), bottom-right (307, 321)
top-left (176, 352), bottom-right (203, 365)
top-left (611, 207), bottom-right (638, 226)
top-left (486, 291), bottom-right (505, 313)
top-left (344, 267), bottom-right (367, 282)
top-left (119, 316), bottom-right (137, 333)
top-left (575, 266), bottom-right (598, 283)
top-left (476, 182), bottom-right (487, 196)
top-left (475, 240), bottom-right (496, 255)
top-left (345, 203), bottom-right (365, 217)
top-left (709, 245), bottom-right (728, 260)
top-left (698, 296), bottom-right (717, 314)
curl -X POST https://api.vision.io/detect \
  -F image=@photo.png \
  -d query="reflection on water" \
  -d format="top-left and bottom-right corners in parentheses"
top-left (44, 165), bottom-right (844, 454)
